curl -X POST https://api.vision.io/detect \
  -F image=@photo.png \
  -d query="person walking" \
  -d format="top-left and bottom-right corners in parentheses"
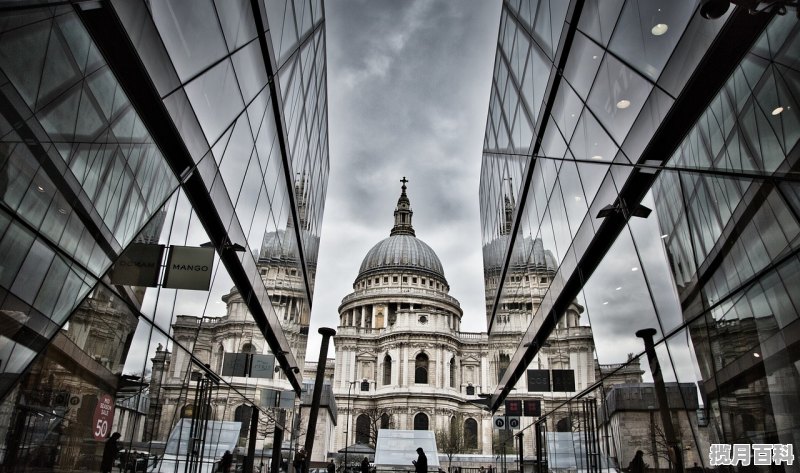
top-left (412, 447), bottom-right (427, 473)
top-left (327, 459), bottom-right (336, 473)
top-left (293, 448), bottom-right (307, 473)
top-left (101, 432), bottom-right (121, 473)
top-left (627, 450), bottom-right (647, 473)
top-left (360, 457), bottom-right (369, 473)
top-left (220, 450), bottom-right (234, 473)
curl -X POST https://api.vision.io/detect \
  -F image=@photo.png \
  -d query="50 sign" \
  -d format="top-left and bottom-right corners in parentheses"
top-left (92, 393), bottom-right (115, 440)
top-left (95, 419), bottom-right (109, 438)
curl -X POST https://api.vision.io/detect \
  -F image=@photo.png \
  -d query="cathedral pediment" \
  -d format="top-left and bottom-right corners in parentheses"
top-left (461, 355), bottom-right (481, 365)
top-left (355, 350), bottom-right (377, 361)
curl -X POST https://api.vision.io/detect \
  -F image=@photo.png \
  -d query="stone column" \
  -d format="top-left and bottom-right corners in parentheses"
top-left (402, 345), bottom-right (409, 387)
top-left (435, 346), bottom-right (442, 388)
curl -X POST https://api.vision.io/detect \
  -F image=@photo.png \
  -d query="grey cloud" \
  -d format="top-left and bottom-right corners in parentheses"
top-left (307, 1), bottom-right (501, 358)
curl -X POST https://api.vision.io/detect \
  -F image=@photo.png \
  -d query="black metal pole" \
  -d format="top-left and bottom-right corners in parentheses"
top-left (534, 419), bottom-right (545, 473)
top-left (502, 430), bottom-right (506, 473)
top-left (304, 327), bottom-right (336, 471)
top-left (245, 407), bottom-right (259, 473)
top-left (344, 381), bottom-right (355, 472)
top-left (271, 410), bottom-right (286, 473)
top-left (636, 328), bottom-right (684, 473)
top-left (186, 372), bottom-right (202, 473)
top-left (198, 376), bottom-right (211, 473)
top-left (516, 432), bottom-right (523, 473)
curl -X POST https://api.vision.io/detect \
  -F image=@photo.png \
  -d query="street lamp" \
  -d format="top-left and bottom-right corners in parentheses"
top-left (343, 381), bottom-right (358, 473)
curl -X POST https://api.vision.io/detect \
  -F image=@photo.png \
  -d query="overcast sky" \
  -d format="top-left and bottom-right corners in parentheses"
top-left (305, 0), bottom-right (502, 360)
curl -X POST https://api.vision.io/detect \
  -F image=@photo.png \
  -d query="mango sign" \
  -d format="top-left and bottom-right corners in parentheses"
top-left (92, 393), bottom-right (115, 440)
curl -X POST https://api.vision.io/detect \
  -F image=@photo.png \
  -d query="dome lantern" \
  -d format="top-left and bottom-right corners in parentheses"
top-left (390, 176), bottom-right (415, 236)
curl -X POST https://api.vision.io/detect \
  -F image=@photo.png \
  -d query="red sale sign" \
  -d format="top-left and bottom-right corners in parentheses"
top-left (92, 393), bottom-right (115, 440)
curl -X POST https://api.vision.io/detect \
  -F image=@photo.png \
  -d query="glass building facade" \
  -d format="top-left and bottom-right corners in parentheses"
top-left (481, 0), bottom-right (799, 471)
top-left (0, 0), bottom-right (328, 471)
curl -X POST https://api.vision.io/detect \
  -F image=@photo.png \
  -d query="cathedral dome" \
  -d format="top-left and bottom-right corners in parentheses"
top-left (358, 234), bottom-right (445, 280)
top-left (260, 229), bottom-right (295, 261)
top-left (483, 235), bottom-right (557, 272)
top-left (355, 178), bottom-right (447, 283)
top-left (258, 228), bottom-right (320, 267)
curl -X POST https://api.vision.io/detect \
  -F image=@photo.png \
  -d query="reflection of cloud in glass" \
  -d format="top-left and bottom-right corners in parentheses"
top-left (579, 190), bottom-right (697, 382)
top-left (582, 225), bottom-right (663, 364)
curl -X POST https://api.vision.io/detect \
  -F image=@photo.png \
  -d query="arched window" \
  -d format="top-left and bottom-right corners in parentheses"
top-left (464, 418), bottom-right (478, 449)
top-left (241, 343), bottom-right (257, 354)
top-left (413, 413), bottom-right (429, 431)
top-left (355, 414), bottom-right (371, 444)
top-left (383, 354), bottom-right (392, 386)
top-left (497, 353), bottom-right (510, 382)
top-left (556, 417), bottom-right (572, 432)
top-left (380, 413), bottom-right (390, 430)
top-left (216, 344), bottom-right (225, 373)
top-left (234, 404), bottom-right (252, 437)
top-left (449, 358), bottom-right (456, 387)
top-left (415, 353), bottom-right (429, 384)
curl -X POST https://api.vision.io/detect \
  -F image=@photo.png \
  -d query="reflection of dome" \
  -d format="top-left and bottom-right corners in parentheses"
top-left (260, 229), bottom-right (295, 261)
top-left (258, 229), bottom-right (320, 266)
top-left (529, 237), bottom-right (557, 270)
top-left (257, 174), bottom-right (320, 267)
top-left (483, 236), bottom-right (557, 272)
top-left (358, 234), bottom-right (445, 281)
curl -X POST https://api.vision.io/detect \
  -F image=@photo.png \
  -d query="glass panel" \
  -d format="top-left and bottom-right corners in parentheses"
top-left (608, 0), bottom-right (698, 81)
top-left (586, 53), bottom-right (653, 146)
top-left (563, 31), bottom-right (604, 100)
top-left (568, 108), bottom-right (620, 164)
top-left (150, 0), bottom-right (228, 82)
top-left (582, 227), bottom-right (664, 363)
top-left (230, 40), bottom-right (268, 105)
top-left (184, 58), bottom-right (245, 145)
top-left (214, 0), bottom-right (258, 52)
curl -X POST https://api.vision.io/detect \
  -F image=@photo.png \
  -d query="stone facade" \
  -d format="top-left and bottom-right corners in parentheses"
top-left (331, 182), bottom-right (602, 458)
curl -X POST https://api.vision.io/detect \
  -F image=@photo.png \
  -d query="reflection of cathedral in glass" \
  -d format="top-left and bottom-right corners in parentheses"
top-left (0, 1), bottom-right (329, 470)
top-left (332, 181), bottom-right (608, 456)
top-left (479, 1), bottom-right (800, 471)
top-left (146, 177), bottom-right (317, 444)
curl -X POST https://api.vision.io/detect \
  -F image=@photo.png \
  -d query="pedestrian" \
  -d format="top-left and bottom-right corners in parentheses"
top-left (293, 448), bottom-right (307, 473)
top-left (101, 432), bottom-right (121, 473)
top-left (327, 459), bottom-right (336, 473)
top-left (627, 450), bottom-right (646, 473)
top-left (412, 447), bottom-right (427, 473)
top-left (220, 450), bottom-right (234, 473)
top-left (361, 457), bottom-right (369, 473)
